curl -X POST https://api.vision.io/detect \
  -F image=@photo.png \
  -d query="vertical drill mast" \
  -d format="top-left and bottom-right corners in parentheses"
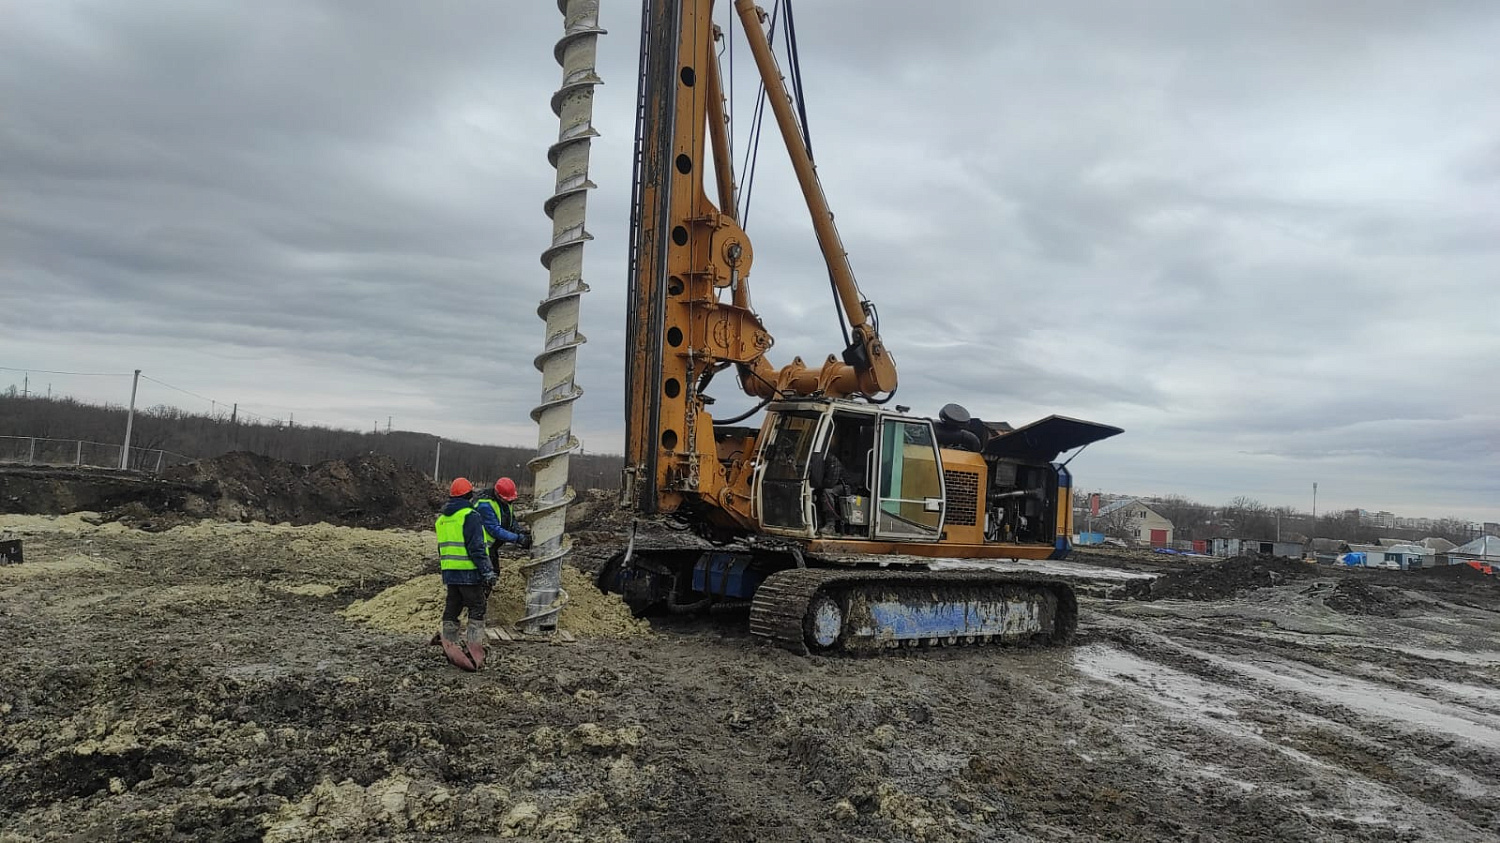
top-left (621, 0), bottom-right (898, 520)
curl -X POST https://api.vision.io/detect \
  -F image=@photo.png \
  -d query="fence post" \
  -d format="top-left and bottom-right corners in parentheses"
top-left (76, 440), bottom-right (83, 466)
top-left (28, 438), bottom-right (36, 465)
top-left (155, 450), bottom-right (164, 473)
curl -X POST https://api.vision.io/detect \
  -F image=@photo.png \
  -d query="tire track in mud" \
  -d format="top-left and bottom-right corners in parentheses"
top-left (1076, 615), bottom-right (1500, 840)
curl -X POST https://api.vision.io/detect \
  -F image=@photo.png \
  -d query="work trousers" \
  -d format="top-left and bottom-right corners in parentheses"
top-left (442, 584), bottom-right (488, 623)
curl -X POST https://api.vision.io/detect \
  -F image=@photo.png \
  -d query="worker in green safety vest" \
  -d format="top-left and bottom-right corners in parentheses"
top-left (434, 476), bottom-right (498, 671)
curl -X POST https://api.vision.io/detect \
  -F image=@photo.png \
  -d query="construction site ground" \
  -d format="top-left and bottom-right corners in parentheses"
top-left (1, 512), bottom-right (1497, 842)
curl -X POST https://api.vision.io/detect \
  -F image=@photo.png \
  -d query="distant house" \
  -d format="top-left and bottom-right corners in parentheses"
top-left (1209, 538), bottom-right (1304, 560)
top-left (1450, 535), bottom-right (1500, 564)
top-left (1307, 538), bottom-right (1350, 565)
top-left (1095, 499), bottom-right (1175, 547)
top-left (1419, 537), bottom-right (1457, 553)
top-left (1344, 543), bottom-right (1428, 570)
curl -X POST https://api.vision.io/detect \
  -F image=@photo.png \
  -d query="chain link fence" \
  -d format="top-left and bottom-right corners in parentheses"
top-left (0, 435), bottom-right (195, 474)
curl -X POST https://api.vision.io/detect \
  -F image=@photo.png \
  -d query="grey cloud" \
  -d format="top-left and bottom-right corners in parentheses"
top-left (2, 1), bottom-right (1497, 520)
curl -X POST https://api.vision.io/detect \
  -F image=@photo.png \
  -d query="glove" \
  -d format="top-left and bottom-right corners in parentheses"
top-left (517, 532), bottom-right (533, 550)
top-left (483, 572), bottom-right (499, 588)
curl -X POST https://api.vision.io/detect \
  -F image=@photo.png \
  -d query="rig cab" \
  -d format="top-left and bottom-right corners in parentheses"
top-left (728, 400), bottom-right (1120, 561)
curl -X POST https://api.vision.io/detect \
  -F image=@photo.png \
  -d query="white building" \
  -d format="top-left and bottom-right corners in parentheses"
top-left (1094, 499), bottom-right (1175, 547)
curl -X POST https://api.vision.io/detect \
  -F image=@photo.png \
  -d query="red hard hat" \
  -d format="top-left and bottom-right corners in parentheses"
top-left (493, 477), bottom-right (518, 502)
top-left (449, 477), bottom-right (474, 496)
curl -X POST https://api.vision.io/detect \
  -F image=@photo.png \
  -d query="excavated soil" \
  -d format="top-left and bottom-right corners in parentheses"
top-left (1140, 554), bottom-right (1314, 601)
top-left (1322, 578), bottom-right (1418, 617)
top-left (1, 512), bottom-right (1498, 842)
top-left (0, 453), bottom-right (442, 530)
top-left (160, 452), bottom-right (444, 529)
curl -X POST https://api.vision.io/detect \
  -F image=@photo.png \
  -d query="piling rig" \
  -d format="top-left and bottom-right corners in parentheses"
top-left (599, 0), bottom-right (1123, 654)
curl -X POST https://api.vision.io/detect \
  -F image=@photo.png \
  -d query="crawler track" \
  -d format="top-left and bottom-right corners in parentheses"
top-left (748, 567), bottom-right (1078, 655)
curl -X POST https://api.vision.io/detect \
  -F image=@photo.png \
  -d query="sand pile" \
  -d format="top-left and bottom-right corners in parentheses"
top-left (343, 568), bottom-right (649, 638)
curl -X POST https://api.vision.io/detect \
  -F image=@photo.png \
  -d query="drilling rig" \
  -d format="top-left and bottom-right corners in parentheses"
top-left (598, 0), bottom-right (1123, 654)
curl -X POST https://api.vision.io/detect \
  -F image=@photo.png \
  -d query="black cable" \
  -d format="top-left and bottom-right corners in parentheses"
top-left (0, 366), bottom-right (131, 377)
top-left (784, 0), bottom-right (813, 159)
top-left (712, 392), bottom-right (776, 426)
top-left (739, 0), bottom-right (779, 226)
top-left (140, 374), bottom-right (221, 407)
top-left (728, 9), bottom-right (734, 200)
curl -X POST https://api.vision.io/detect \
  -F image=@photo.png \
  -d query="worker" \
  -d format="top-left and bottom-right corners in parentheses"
top-left (816, 452), bottom-right (849, 536)
top-left (475, 477), bottom-right (531, 573)
top-left (434, 477), bottom-right (498, 671)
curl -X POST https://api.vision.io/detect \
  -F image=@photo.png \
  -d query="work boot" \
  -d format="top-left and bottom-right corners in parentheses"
top-left (440, 620), bottom-right (476, 672)
top-left (465, 620), bottom-right (488, 670)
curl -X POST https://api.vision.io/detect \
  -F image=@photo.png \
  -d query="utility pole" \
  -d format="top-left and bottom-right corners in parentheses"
top-left (1312, 482), bottom-right (1318, 524)
top-left (288, 412), bottom-right (294, 429)
top-left (22, 374), bottom-right (27, 398)
top-left (387, 416), bottom-right (392, 434)
top-left (230, 403), bottom-right (237, 424)
top-left (433, 438), bottom-right (442, 483)
top-left (120, 369), bottom-right (140, 470)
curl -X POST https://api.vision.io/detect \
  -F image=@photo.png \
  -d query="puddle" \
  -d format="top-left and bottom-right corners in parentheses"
top-left (1073, 644), bottom-right (1251, 720)
top-left (1070, 645), bottom-right (1466, 836)
top-left (1389, 646), bottom-right (1500, 667)
top-left (1183, 648), bottom-right (1500, 751)
top-left (1414, 679), bottom-right (1500, 716)
top-left (930, 559), bottom-right (1155, 581)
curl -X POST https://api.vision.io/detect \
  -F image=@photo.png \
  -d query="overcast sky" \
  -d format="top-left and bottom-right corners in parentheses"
top-left (2, 1), bottom-right (1496, 521)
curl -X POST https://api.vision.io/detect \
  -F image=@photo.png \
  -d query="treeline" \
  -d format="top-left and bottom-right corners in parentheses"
top-left (0, 393), bottom-right (622, 491)
top-left (1082, 490), bottom-right (1481, 545)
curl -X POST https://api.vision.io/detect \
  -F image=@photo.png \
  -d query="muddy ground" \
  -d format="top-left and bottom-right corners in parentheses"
top-left (0, 515), bottom-right (1497, 842)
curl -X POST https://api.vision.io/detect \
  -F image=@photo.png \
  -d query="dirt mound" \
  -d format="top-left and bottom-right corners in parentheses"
top-left (1407, 562), bottom-right (1497, 585)
top-left (0, 465), bottom-right (197, 518)
top-left (1143, 554), bottom-right (1312, 601)
top-left (155, 452), bottom-right (443, 529)
top-left (1323, 578), bottom-right (1415, 617)
top-left (565, 488), bottom-right (629, 533)
top-left (343, 568), bottom-right (649, 639)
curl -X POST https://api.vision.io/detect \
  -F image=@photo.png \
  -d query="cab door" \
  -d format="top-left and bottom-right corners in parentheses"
top-left (753, 409), bottom-right (826, 536)
top-left (872, 416), bottom-right (945, 541)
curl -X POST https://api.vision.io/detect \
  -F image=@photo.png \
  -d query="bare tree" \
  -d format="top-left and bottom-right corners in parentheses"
top-left (1151, 495), bottom-right (1213, 541)
top-left (1222, 496), bottom-right (1275, 539)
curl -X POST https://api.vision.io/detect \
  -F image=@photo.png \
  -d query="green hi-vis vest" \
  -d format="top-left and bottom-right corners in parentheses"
top-left (479, 497), bottom-right (515, 547)
top-left (435, 507), bottom-right (477, 571)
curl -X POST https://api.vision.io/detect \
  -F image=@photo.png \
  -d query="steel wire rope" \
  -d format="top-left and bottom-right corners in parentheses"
top-left (0, 366), bottom-right (131, 377)
top-left (737, 0), bottom-right (779, 227)
top-left (781, 0), bottom-right (849, 348)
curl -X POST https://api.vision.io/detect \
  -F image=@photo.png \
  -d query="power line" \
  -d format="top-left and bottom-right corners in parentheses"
top-left (7, 365), bottom-right (361, 431)
top-left (139, 374), bottom-right (222, 407)
top-left (0, 366), bottom-right (131, 377)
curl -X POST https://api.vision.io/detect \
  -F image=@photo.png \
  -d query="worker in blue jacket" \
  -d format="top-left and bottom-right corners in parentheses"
top-left (434, 477), bottom-right (497, 671)
top-left (476, 477), bottom-right (531, 573)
